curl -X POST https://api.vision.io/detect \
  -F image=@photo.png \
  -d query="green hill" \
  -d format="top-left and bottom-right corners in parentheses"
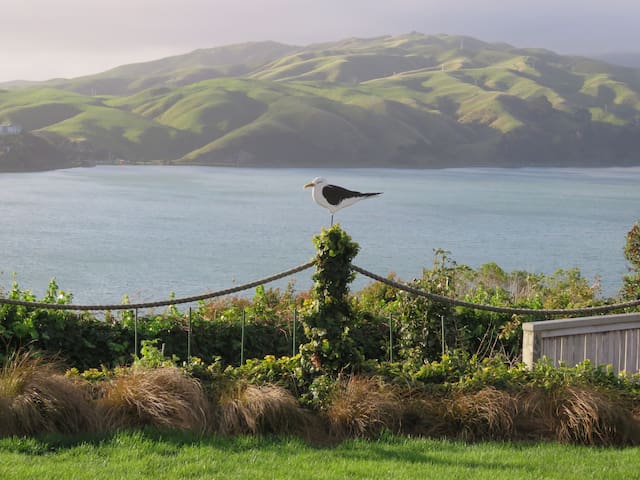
top-left (2, 33), bottom-right (640, 171)
top-left (0, 131), bottom-right (85, 172)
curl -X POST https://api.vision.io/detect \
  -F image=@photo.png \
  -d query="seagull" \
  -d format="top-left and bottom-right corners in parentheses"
top-left (304, 177), bottom-right (382, 225)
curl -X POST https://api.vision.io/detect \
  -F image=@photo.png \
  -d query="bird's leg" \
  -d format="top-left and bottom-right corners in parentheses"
top-left (330, 214), bottom-right (334, 226)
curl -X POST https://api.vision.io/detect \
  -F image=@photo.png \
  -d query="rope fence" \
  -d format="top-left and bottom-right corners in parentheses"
top-left (2, 260), bottom-right (639, 367)
top-left (351, 264), bottom-right (640, 317)
top-left (0, 260), bottom-right (638, 316)
top-left (0, 261), bottom-right (316, 311)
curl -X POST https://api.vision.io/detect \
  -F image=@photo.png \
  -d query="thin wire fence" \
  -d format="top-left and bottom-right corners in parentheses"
top-left (2, 260), bottom-right (639, 365)
top-left (127, 305), bottom-right (393, 367)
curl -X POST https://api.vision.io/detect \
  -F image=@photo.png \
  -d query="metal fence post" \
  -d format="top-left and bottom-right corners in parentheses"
top-left (440, 314), bottom-right (446, 356)
top-left (187, 307), bottom-right (192, 362)
top-left (389, 315), bottom-right (393, 363)
top-left (240, 308), bottom-right (245, 365)
top-left (292, 307), bottom-right (297, 357)
top-left (134, 308), bottom-right (139, 358)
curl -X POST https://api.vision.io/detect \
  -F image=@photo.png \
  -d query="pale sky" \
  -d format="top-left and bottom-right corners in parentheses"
top-left (2, 0), bottom-right (640, 82)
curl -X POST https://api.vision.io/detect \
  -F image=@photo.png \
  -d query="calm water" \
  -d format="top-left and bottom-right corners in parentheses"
top-left (0, 166), bottom-right (639, 303)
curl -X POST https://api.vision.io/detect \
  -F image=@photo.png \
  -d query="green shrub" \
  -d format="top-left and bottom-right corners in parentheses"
top-left (0, 224), bottom-right (635, 379)
top-left (231, 354), bottom-right (309, 398)
top-left (621, 221), bottom-right (640, 300)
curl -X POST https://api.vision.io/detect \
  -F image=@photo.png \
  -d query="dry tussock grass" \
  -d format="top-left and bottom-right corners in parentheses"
top-left (325, 376), bottom-right (403, 439)
top-left (400, 385), bottom-right (640, 446)
top-left (513, 387), bottom-right (556, 440)
top-left (0, 397), bottom-right (17, 436)
top-left (0, 351), bottom-right (97, 436)
top-left (553, 386), bottom-right (640, 446)
top-left (98, 366), bottom-right (209, 433)
top-left (3, 350), bottom-right (640, 446)
top-left (397, 393), bottom-right (448, 437)
top-left (214, 382), bottom-right (315, 436)
top-left (443, 387), bottom-right (518, 441)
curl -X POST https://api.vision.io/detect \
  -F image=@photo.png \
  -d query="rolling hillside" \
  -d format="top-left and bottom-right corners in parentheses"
top-left (1, 33), bottom-right (640, 170)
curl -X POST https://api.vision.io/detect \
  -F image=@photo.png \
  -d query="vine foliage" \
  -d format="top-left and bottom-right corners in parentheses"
top-left (300, 225), bottom-right (364, 376)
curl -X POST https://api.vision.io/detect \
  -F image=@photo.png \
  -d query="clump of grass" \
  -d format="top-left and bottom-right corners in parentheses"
top-left (325, 376), bottom-right (403, 439)
top-left (0, 397), bottom-right (17, 436)
top-left (4, 349), bottom-right (640, 447)
top-left (397, 392), bottom-right (448, 438)
top-left (214, 382), bottom-right (314, 436)
top-left (98, 366), bottom-right (209, 433)
top-left (513, 387), bottom-right (556, 440)
top-left (444, 387), bottom-right (518, 441)
top-left (553, 386), bottom-right (640, 446)
top-left (0, 351), bottom-right (97, 436)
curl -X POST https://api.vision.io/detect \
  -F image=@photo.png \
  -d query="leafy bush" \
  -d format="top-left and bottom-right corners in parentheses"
top-left (0, 223), bottom-right (628, 372)
top-left (621, 221), bottom-right (640, 300)
top-left (231, 354), bottom-right (309, 399)
top-left (0, 279), bottom-right (133, 368)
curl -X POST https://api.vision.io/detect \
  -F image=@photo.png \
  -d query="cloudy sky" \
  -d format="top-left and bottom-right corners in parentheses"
top-left (2, 0), bottom-right (639, 82)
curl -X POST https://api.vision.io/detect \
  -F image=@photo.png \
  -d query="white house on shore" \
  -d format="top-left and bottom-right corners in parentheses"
top-left (0, 124), bottom-right (22, 136)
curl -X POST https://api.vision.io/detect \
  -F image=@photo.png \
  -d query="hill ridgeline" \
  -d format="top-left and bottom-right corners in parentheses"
top-left (1, 33), bottom-right (640, 171)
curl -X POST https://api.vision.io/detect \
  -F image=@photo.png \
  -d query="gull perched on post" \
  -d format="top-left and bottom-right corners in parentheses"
top-left (304, 177), bottom-right (382, 225)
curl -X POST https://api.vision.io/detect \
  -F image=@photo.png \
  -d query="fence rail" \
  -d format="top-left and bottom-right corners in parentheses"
top-left (522, 313), bottom-right (640, 374)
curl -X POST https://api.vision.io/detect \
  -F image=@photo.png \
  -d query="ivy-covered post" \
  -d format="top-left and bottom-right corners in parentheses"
top-left (300, 225), bottom-right (363, 376)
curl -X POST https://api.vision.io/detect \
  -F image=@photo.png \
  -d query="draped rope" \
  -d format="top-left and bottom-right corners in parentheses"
top-left (351, 264), bottom-right (640, 317)
top-left (0, 261), bottom-right (316, 311)
top-left (1, 260), bottom-right (638, 317)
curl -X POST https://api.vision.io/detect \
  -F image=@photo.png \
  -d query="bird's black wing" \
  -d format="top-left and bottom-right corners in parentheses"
top-left (322, 184), bottom-right (364, 206)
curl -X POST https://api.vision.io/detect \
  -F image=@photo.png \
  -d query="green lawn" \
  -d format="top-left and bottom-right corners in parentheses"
top-left (1, 431), bottom-right (638, 480)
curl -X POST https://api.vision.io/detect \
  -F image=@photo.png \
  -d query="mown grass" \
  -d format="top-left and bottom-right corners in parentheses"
top-left (1, 353), bottom-right (640, 478)
top-left (0, 431), bottom-right (638, 480)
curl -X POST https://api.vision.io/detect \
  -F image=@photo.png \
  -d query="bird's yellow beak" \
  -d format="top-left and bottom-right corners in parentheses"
top-left (303, 182), bottom-right (314, 189)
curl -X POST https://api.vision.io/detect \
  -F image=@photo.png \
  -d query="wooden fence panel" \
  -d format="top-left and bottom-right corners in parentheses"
top-left (522, 313), bottom-right (640, 374)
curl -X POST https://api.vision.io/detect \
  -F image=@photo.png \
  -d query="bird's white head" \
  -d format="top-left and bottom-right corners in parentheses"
top-left (303, 177), bottom-right (327, 189)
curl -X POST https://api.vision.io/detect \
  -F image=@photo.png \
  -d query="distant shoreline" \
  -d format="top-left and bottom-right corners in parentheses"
top-left (5, 157), bottom-right (640, 175)
top-left (4, 161), bottom-right (640, 174)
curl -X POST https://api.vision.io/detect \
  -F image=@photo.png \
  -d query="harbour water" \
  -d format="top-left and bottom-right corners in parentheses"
top-left (0, 166), bottom-right (639, 303)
